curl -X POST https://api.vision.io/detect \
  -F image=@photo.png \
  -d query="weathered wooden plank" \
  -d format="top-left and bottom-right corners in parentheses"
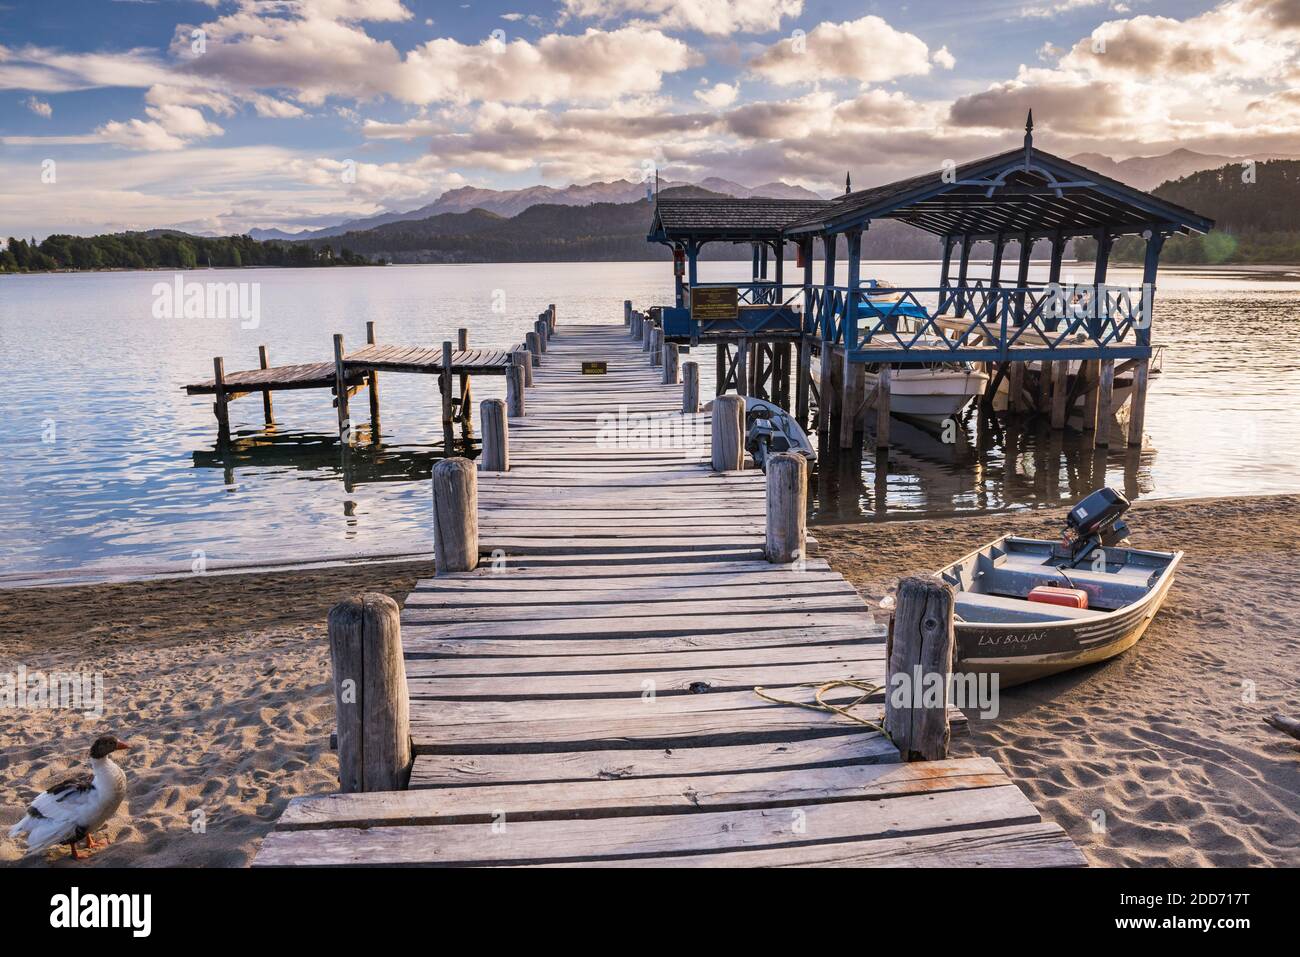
top-left (252, 785), bottom-right (1038, 866)
top-left (400, 610), bottom-right (875, 641)
top-left (408, 733), bottom-right (894, 788)
top-left (545, 822), bottom-right (1087, 868)
top-left (277, 758), bottom-right (1006, 829)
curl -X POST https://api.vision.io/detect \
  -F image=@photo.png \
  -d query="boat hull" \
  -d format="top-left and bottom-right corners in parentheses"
top-left (939, 535), bottom-right (1181, 687)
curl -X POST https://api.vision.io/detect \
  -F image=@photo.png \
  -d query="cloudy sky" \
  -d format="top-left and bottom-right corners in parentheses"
top-left (2, 0), bottom-right (1298, 238)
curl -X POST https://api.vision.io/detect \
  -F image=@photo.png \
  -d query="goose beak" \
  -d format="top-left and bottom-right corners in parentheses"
top-left (114, 741), bottom-right (130, 751)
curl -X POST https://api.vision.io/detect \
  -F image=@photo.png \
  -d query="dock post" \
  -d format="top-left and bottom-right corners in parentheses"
top-left (1050, 358), bottom-right (1069, 430)
top-left (736, 339), bottom-right (750, 396)
top-left (547, 303), bottom-right (557, 334)
top-left (480, 398), bottom-right (509, 472)
top-left (257, 345), bottom-right (274, 426)
top-left (624, 300), bottom-right (632, 326)
top-left (512, 347), bottom-right (533, 388)
top-left (506, 361), bottom-right (525, 418)
top-left (642, 316), bottom-right (654, 352)
top-left (526, 330), bottom-right (542, 366)
top-left (1096, 359), bottom-right (1115, 447)
top-left (650, 327), bottom-right (663, 367)
top-left (457, 328), bottom-right (473, 440)
top-left (534, 317), bottom-right (548, 353)
top-left (366, 321), bottom-right (381, 438)
top-left (711, 394), bottom-right (745, 471)
top-left (332, 334), bottom-right (351, 443)
top-left (328, 593), bottom-right (412, 792)
top-left (1037, 361), bottom-right (1053, 414)
top-left (663, 341), bottom-right (679, 384)
top-left (765, 452), bottom-right (807, 564)
top-left (795, 339), bottom-right (811, 426)
top-left (440, 340), bottom-right (455, 449)
top-left (875, 364), bottom-right (892, 448)
top-left (1081, 360), bottom-right (1100, 437)
top-left (682, 360), bottom-right (700, 413)
top-left (885, 577), bottom-right (954, 762)
top-left (715, 342), bottom-right (727, 395)
top-left (631, 311), bottom-right (641, 339)
top-left (1128, 358), bottom-right (1150, 447)
top-left (212, 356), bottom-right (231, 440)
top-left (1008, 361), bottom-right (1025, 414)
top-left (432, 457), bottom-right (479, 575)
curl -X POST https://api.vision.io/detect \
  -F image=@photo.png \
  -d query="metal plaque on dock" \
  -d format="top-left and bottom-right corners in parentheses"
top-left (691, 286), bottom-right (739, 321)
top-left (582, 361), bottom-right (607, 375)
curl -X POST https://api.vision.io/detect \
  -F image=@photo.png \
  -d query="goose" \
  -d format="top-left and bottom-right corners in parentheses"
top-left (8, 734), bottom-right (129, 859)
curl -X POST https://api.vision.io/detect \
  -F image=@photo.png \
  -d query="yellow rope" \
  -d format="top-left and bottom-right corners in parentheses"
top-left (753, 679), bottom-right (890, 736)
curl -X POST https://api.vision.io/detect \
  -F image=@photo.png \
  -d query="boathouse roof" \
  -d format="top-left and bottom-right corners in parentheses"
top-left (782, 142), bottom-right (1215, 240)
top-left (648, 197), bottom-right (832, 244)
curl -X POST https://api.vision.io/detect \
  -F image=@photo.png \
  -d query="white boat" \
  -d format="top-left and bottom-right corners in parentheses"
top-left (864, 362), bottom-right (988, 426)
top-left (936, 488), bottom-right (1181, 686)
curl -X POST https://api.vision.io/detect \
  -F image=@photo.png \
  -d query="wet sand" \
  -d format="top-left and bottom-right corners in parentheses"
top-left (2, 495), bottom-right (1297, 867)
top-left (815, 493), bottom-right (1300, 867)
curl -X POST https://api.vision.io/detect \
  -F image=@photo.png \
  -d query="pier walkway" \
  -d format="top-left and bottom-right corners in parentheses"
top-left (253, 321), bottom-right (1084, 867)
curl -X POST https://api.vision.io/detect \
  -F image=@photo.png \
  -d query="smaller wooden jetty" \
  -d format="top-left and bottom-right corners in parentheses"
top-left (252, 312), bottom-right (1085, 868)
top-left (183, 315), bottom-right (548, 446)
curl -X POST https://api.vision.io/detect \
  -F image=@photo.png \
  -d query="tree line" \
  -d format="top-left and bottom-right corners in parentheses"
top-left (1, 232), bottom-right (373, 273)
top-left (1077, 160), bottom-right (1300, 265)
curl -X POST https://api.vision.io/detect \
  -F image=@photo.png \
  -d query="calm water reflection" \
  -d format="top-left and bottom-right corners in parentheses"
top-left (1, 261), bottom-right (1297, 580)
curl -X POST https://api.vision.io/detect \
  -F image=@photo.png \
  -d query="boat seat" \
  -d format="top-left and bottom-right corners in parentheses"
top-left (955, 591), bottom-right (1100, 624)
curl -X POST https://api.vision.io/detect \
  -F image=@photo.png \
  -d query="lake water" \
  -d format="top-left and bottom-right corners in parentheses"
top-left (2, 261), bottom-right (1298, 583)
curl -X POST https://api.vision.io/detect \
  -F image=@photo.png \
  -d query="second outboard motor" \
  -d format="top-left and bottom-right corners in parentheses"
top-left (1053, 487), bottom-right (1132, 566)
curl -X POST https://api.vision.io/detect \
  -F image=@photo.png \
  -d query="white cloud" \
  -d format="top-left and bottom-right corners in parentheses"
top-left (932, 46), bottom-right (956, 70)
top-left (24, 95), bottom-right (52, 117)
top-left (561, 0), bottom-right (802, 36)
top-left (749, 16), bottom-right (935, 85)
top-left (694, 82), bottom-right (738, 108)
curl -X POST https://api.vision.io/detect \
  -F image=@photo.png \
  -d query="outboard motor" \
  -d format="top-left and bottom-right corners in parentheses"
top-left (1052, 487), bottom-right (1131, 566)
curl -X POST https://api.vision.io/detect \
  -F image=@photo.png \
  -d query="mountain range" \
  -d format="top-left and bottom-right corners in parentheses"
top-left (1066, 148), bottom-right (1297, 191)
top-left (250, 177), bottom-right (824, 242)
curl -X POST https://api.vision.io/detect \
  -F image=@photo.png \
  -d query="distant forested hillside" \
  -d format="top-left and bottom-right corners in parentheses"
top-left (1, 232), bottom-right (370, 273)
top-left (305, 187), bottom-right (946, 263)
top-left (1077, 160), bottom-right (1300, 264)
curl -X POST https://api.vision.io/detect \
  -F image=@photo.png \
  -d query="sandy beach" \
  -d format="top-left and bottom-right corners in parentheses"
top-left (817, 493), bottom-right (1300, 867)
top-left (2, 495), bottom-right (1297, 868)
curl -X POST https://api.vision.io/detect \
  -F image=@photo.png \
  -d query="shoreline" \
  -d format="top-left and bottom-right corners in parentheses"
top-left (7, 490), bottom-right (1299, 592)
top-left (2, 493), bottom-right (1296, 867)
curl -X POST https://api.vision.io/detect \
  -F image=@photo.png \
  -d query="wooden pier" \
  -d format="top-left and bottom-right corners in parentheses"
top-left (183, 320), bottom-right (520, 446)
top-left (252, 315), bottom-right (1084, 868)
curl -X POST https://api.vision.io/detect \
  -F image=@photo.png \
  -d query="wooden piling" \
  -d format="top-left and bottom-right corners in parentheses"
top-left (885, 577), bottom-right (955, 762)
top-left (332, 334), bottom-right (350, 442)
top-left (431, 457), bottom-right (479, 575)
top-left (511, 348), bottom-right (532, 388)
top-left (736, 339), bottom-right (750, 397)
top-left (623, 300), bottom-right (632, 326)
top-left (547, 303), bottom-right (557, 334)
top-left (1050, 360), bottom-right (1069, 430)
top-left (257, 345), bottom-right (274, 425)
top-left (526, 331), bottom-right (542, 366)
top-left (1008, 362), bottom-right (1025, 414)
top-left (765, 452), bottom-right (807, 564)
top-left (642, 316), bottom-right (654, 352)
top-left (1081, 360), bottom-right (1100, 435)
top-left (327, 593), bottom-right (412, 792)
top-left (1128, 358), bottom-right (1150, 448)
top-left (795, 339), bottom-right (811, 426)
top-left (650, 327), bottom-right (663, 367)
top-left (875, 364), bottom-right (892, 448)
top-left (682, 360), bottom-right (700, 413)
top-left (711, 394), bottom-right (745, 472)
top-left (213, 356), bottom-right (231, 438)
top-left (457, 328), bottom-right (473, 439)
top-left (438, 340), bottom-right (455, 448)
top-left (535, 317), bottom-right (548, 353)
top-left (1096, 359), bottom-right (1115, 447)
top-left (663, 341), bottom-right (679, 385)
top-left (366, 321), bottom-right (381, 436)
top-left (480, 398), bottom-right (508, 472)
top-left (506, 362), bottom-right (525, 418)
